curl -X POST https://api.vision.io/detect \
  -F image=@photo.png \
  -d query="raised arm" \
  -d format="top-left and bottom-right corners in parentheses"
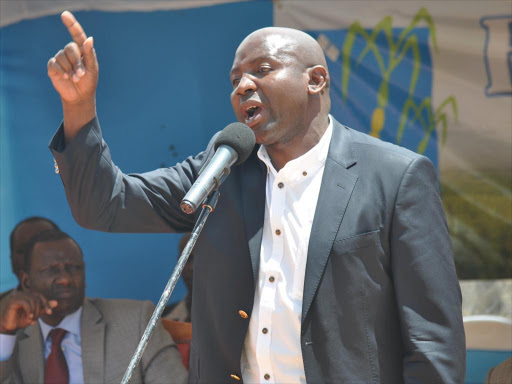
top-left (47, 11), bottom-right (209, 234)
top-left (47, 11), bottom-right (98, 142)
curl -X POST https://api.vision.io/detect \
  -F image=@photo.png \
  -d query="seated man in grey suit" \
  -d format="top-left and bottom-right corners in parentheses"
top-left (46, 11), bottom-right (465, 384)
top-left (0, 230), bottom-right (187, 384)
top-left (0, 217), bottom-right (59, 304)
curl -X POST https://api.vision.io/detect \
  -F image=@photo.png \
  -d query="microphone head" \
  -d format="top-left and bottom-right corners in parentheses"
top-left (214, 122), bottom-right (256, 165)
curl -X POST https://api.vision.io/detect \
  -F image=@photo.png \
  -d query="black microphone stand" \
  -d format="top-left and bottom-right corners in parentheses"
top-left (120, 190), bottom-right (220, 384)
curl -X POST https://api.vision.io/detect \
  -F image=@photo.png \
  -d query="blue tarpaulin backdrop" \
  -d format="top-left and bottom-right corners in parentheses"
top-left (0, 1), bottom-right (273, 302)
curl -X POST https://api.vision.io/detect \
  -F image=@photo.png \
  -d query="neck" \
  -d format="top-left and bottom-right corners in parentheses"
top-left (41, 314), bottom-right (65, 327)
top-left (266, 114), bottom-right (329, 171)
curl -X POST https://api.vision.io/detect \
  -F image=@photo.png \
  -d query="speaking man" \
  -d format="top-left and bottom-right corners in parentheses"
top-left (47, 11), bottom-right (465, 383)
top-left (0, 230), bottom-right (187, 383)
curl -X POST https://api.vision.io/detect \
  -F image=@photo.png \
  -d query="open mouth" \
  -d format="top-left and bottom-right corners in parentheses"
top-left (246, 105), bottom-right (260, 118)
top-left (242, 104), bottom-right (263, 126)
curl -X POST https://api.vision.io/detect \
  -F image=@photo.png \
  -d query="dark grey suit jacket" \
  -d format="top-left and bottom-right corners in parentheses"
top-left (50, 117), bottom-right (465, 383)
top-left (0, 298), bottom-right (187, 384)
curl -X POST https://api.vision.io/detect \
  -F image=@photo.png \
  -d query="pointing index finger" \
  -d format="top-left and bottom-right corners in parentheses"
top-left (61, 11), bottom-right (87, 46)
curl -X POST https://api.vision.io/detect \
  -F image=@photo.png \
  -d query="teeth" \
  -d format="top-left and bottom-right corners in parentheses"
top-left (245, 105), bottom-right (258, 119)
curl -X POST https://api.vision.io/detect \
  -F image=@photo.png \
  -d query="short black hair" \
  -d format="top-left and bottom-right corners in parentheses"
top-left (10, 217), bottom-right (59, 276)
top-left (10, 216), bottom-right (59, 253)
top-left (24, 230), bottom-right (82, 272)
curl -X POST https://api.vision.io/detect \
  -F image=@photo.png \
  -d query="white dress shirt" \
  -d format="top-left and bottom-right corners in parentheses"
top-left (0, 306), bottom-right (84, 384)
top-left (241, 117), bottom-right (333, 383)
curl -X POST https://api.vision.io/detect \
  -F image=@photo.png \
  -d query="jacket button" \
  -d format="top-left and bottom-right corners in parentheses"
top-left (231, 374), bottom-right (241, 381)
top-left (239, 310), bottom-right (248, 319)
top-left (264, 373), bottom-right (270, 380)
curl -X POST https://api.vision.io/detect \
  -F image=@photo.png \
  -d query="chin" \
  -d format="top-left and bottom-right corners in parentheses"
top-left (253, 123), bottom-right (276, 146)
top-left (54, 306), bottom-right (73, 317)
top-left (57, 300), bottom-right (82, 315)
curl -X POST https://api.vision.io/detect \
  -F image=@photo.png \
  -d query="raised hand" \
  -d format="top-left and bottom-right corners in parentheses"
top-left (0, 291), bottom-right (58, 334)
top-left (47, 11), bottom-right (98, 105)
top-left (47, 11), bottom-right (99, 141)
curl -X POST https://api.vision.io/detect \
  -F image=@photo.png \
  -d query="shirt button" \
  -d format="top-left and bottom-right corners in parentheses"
top-left (262, 327), bottom-right (268, 334)
top-left (238, 310), bottom-right (248, 319)
top-left (269, 276), bottom-right (275, 283)
top-left (277, 182), bottom-right (284, 188)
top-left (230, 374), bottom-right (241, 381)
top-left (275, 229), bottom-right (281, 235)
top-left (302, 171), bottom-right (307, 176)
top-left (264, 373), bottom-right (271, 380)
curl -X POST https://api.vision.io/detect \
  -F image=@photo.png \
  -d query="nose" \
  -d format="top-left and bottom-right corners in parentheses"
top-left (54, 266), bottom-right (73, 286)
top-left (236, 74), bottom-right (256, 96)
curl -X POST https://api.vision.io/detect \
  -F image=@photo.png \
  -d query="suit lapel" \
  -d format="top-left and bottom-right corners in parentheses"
top-left (18, 323), bottom-right (45, 383)
top-left (302, 119), bottom-right (358, 323)
top-left (241, 147), bottom-right (267, 285)
top-left (81, 298), bottom-right (105, 383)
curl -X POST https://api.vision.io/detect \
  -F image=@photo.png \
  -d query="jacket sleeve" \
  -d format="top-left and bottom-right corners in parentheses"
top-left (0, 342), bottom-right (22, 384)
top-left (390, 155), bottom-right (466, 383)
top-left (138, 301), bottom-right (188, 384)
top-left (49, 117), bottom-right (216, 233)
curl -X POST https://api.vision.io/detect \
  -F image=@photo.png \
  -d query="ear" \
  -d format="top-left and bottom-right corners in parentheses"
top-left (20, 271), bottom-right (30, 291)
top-left (307, 65), bottom-right (329, 95)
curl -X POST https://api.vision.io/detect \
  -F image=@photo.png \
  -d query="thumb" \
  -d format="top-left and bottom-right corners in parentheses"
top-left (82, 36), bottom-right (98, 74)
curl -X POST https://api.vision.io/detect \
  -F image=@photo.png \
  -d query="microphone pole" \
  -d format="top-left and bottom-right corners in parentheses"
top-left (121, 190), bottom-right (220, 384)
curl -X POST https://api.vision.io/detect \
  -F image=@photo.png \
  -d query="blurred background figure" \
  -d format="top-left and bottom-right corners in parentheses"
top-left (0, 229), bottom-right (187, 384)
top-left (0, 217), bottom-right (59, 303)
top-left (164, 233), bottom-right (193, 323)
top-left (486, 357), bottom-right (511, 384)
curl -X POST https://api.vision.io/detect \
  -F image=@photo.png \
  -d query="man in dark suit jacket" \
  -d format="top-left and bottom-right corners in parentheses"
top-left (47, 11), bottom-right (465, 383)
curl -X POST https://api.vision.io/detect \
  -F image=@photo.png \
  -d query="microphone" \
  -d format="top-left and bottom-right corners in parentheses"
top-left (180, 122), bottom-right (255, 214)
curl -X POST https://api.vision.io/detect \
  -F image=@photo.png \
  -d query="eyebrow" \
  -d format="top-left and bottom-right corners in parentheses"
top-left (230, 55), bottom-right (280, 77)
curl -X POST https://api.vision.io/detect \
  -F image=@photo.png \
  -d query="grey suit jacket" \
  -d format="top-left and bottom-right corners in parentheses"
top-left (0, 298), bottom-right (187, 384)
top-left (50, 117), bottom-right (465, 383)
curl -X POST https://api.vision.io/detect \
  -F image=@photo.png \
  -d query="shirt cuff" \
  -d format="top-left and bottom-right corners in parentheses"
top-left (0, 334), bottom-right (16, 361)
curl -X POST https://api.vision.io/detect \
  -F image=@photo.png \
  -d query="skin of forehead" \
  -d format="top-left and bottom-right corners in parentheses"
top-left (31, 239), bottom-right (83, 268)
top-left (235, 27), bottom-right (327, 69)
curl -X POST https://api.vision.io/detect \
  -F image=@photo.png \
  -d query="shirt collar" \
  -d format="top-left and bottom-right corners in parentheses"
top-left (39, 306), bottom-right (83, 341)
top-left (257, 114), bottom-right (333, 179)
